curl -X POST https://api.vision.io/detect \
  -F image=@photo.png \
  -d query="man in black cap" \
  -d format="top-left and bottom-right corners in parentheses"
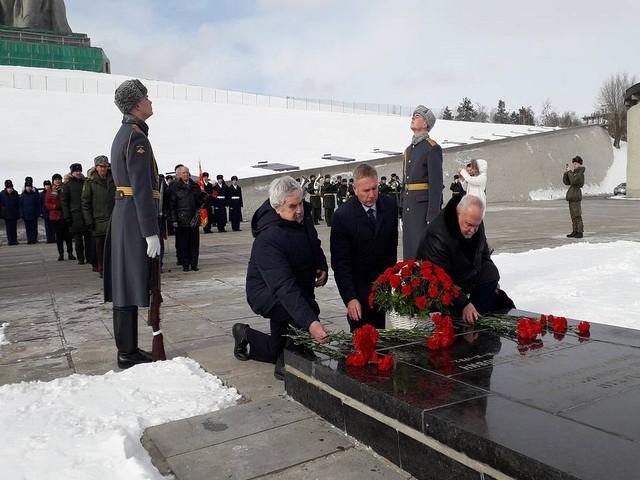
top-left (19, 177), bottom-right (41, 244)
top-left (201, 172), bottom-right (214, 233)
top-left (228, 175), bottom-right (243, 231)
top-left (402, 105), bottom-right (443, 260)
top-left (306, 174), bottom-right (322, 224)
top-left (320, 174), bottom-right (337, 227)
top-left (105, 78), bottom-right (161, 369)
top-left (62, 163), bottom-right (93, 265)
top-left (0, 180), bottom-right (20, 245)
top-left (211, 174), bottom-right (229, 232)
top-left (563, 156), bottom-right (585, 238)
top-left (450, 174), bottom-right (466, 199)
top-left (82, 155), bottom-right (115, 277)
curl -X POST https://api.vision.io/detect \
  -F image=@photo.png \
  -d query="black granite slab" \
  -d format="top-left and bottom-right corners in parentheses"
top-left (284, 312), bottom-right (640, 480)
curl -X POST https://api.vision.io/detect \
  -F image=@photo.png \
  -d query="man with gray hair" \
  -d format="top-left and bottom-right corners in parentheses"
top-left (233, 176), bottom-right (329, 380)
top-left (402, 105), bottom-right (443, 260)
top-left (104, 79), bottom-right (161, 369)
top-left (416, 194), bottom-right (514, 324)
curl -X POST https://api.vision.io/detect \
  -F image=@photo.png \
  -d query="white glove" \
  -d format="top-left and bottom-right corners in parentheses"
top-left (145, 235), bottom-right (161, 258)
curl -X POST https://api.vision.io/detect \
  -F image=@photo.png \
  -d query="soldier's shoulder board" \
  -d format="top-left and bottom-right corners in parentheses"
top-left (427, 138), bottom-right (438, 147)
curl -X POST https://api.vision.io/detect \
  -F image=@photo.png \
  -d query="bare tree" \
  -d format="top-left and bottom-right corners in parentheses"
top-left (475, 103), bottom-right (489, 123)
top-left (597, 72), bottom-right (637, 148)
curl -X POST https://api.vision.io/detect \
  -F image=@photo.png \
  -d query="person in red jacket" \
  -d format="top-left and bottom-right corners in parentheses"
top-left (45, 173), bottom-right (74, 261)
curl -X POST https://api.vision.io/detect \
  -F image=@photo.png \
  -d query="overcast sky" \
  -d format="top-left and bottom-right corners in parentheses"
top-left (65, 0), bottom-right (638, 118)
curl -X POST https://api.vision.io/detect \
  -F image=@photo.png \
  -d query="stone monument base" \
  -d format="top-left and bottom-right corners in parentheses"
top-left (285, 311), bottom-right (640, 480)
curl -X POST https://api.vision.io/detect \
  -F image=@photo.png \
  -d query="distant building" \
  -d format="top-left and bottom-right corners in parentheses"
top-left (0, 1), bottom-right (109, 73)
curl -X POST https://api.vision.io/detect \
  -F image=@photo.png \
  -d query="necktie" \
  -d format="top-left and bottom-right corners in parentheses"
top-left (367, 208), bottom-right (376, 225)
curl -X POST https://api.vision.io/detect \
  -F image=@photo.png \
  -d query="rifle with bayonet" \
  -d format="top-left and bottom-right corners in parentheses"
top-left (148, 176), bottom-right (166, 361)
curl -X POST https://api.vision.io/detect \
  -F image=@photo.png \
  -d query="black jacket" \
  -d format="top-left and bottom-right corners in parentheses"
top-left (0, 189), bottom-right (20, 220)
top-left (330, 195), bottom-right (398, 306)
top-left (170, 179), bottom-right (208, 227)
top-left (245, 199), bottom-right (328, 328)
top-left (416, 196), bottom-right (498, 309)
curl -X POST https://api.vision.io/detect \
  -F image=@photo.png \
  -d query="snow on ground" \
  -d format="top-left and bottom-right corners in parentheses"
top-left (528, 141), bottom-right (627, 200)
top-left (0, 65), bottom-right (554, 187)
top-left (494, 241), bottom-right (640, 328)
top-left (0, 357), bottom-right (240, 480)
top-left (0, 322), bottom-right (8, 345)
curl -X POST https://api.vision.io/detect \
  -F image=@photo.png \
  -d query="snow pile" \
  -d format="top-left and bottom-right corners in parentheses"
top-left (0, 322), bottom-right (9, 345)
top-left (0, 357), bottom-right (240, 480)
top-left (495, 241), bottom-right (640, 328)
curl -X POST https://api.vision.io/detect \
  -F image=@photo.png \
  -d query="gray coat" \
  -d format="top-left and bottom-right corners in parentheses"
top-left (401, 137), bottom-right (443, 260)
top-left (104, 116), bottom-right (160, 307)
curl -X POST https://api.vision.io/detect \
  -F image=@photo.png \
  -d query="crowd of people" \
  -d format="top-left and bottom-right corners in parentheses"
top-left (0, 81), bottom-right (587, 377)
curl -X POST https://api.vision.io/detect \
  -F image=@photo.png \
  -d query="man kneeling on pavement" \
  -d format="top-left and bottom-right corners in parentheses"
top-left (416, 194), bottom-right (515, 323)
top-left (233, 176), bottom-right (329, 380)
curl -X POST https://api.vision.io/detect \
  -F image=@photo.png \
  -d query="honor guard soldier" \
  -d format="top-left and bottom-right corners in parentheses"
top-left (212, 174), bottom-right (229, 232)
top-left (228, 175), bottom-right (243, 231)
top-left (378, 176), bottom-right (392, 195)
top-left (402, 105), bottom-right (443, 260)
top-left (306, 174), bottom-right (322, 225)
top-left (105, 79), bottom-right (161, 369)
top-left (201, 172), bottom-right (214, 233)
top-left (320, 174), bottom-right (338, 227)
top-left (337, 177), bottom-right (348, 206)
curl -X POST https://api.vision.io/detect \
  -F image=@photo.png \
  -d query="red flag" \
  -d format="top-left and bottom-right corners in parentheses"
top-left (198, 161), bottom-right (208, 226)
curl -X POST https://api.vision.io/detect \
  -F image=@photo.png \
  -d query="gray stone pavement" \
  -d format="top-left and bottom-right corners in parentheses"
top-left (0, 197), bottom-right (638, 478)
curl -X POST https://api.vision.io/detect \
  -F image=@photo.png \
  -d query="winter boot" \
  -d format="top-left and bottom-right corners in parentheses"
top-left (113, 306), bottom-right (153, 369)
top-left (274, 351), bottom-right (285, 381)
top-left (232, 323), bottom-right (250, 361)
top-left (574, 232), bottom-right (583, 238)
top-left (566, 232), bottom-right (576, 238)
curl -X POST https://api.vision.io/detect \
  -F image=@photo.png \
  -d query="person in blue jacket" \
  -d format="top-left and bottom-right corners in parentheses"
top-left (20, 178), bottom-right (41, 244)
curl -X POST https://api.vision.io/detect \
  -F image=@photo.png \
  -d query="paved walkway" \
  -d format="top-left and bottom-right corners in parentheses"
top-left (0, 197), bottom-right (638, 478)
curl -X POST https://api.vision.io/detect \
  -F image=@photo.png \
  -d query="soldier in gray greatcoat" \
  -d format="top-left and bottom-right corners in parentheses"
top-left (402, 105), bottom-right (443, 260)
top-left (104, 79), bottom-right (162, 369)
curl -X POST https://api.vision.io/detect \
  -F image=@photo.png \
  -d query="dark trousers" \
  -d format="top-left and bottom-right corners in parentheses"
top-left (176, 226), bottom-right (200, 268)
top-left (4, 218), bottom-right (18, 244)
top-left (53, 220), bottom-right (73, 255)
top-left (44, 216), bottom-right (56, 243)
top-left (347, 303), bottom-right (385, 332)
top-left (214, 207), bottom-right (227, 231)
top-left (24, 218), bottom-right (38, 243)
top-left (73, 231), bottom-right (93, 263)
top-left (95, 235), bottom-right (106, 273)
top-left (324, 208), bottom-right (334, 227)
top-left (247, 304), bottom-right (292, 364)
top-left (469, 280), bottom-right (499, 314)
top-left (569, 201), bottom-right (583, 233)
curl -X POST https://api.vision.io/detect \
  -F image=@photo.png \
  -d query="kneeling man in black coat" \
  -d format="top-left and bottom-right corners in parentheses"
top-left (233, 176), bottom-right (330, 380)
top-left (416, 194), bottom-right (514, 324)
top-left (331, 163), bottom-right (398, 331)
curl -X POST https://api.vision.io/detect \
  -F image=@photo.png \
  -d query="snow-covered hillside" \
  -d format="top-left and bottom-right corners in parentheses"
top-left (1, 66), bottom-right (556, 186)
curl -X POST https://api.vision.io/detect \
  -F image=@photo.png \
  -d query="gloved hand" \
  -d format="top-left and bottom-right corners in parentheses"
top-left (145, 234), bottom-right (161, 258)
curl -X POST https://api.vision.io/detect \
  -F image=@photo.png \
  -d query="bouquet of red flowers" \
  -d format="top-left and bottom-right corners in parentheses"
top-left (368, 260), bottom-right (461, 318)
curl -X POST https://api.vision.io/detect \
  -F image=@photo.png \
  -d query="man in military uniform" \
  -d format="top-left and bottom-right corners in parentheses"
top-left (228, 175), bottom-right (243, 231)
top-left (212, 174), bottom-right (229, 232)
top-left (306, 174), bottom-right (322, 225)
top-left (320, 174), bottom-right (337, 227)
top-left (402, 105), bottom-right (443, 260)
top-left (201, 172), bottom-right (214, 233)
top-left (378, 176), bottom-right (392, 195)
top-left (105, 79), bottom-right (161, 369)
top-left (337, 177), bottom-right (348, 207)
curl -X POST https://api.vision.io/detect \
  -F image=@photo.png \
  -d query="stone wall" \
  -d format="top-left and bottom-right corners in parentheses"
top-left (627, 103), bottom-right (640, 198)
top-left (238, 125), bottom-right (613, 214)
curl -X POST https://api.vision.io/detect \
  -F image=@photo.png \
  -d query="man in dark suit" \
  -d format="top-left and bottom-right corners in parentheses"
top-left (330, 164), bottom-right (398, 331)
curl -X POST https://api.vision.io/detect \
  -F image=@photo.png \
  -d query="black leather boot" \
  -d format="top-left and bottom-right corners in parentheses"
top-left (232, 323), bottom-right (250, 361)
top-left (113, 306), bottom-right (152, 369)
top-left (566, 231), bottom-right (576, 238)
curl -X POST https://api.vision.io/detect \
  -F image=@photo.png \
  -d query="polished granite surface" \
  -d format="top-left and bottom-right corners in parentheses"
top-left (285, 315), bottom-right (640, 480)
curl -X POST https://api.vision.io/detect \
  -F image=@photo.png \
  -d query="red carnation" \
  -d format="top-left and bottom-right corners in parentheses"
top-left (389, 275), bottom-right (401, 289)
top-left (415, 296), bottom-right (427, 309)
top-left (539, 314), bottom-right (548, 326)
top-left (577, 321), bottom-right (590, 336)
top-left (401, 284), bottom-right (413, 297)
top-left (378, 355), bottom-right (395, 371)
top-left (427, 335), bottom-right (441, 350)
top-left (401, 267), bottom-right (411, 278)
top-left (405, 260), bottom-right (417, 268)
top-left (411, 278), bottom-right (421, 288)
top-left (427, 285), bottom-right (439, 298)
top-left (551, 316), bottom-right (567, 334)
top-left (368, 292), bottom-right (376, 309)
top-left (346, 352), bottom-right (368, 367)
top-left (442, 292), bottom-right (452, 306)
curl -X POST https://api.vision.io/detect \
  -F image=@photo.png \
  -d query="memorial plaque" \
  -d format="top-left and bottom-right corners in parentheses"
top-left (285, 316), bottom-right (640, 480)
